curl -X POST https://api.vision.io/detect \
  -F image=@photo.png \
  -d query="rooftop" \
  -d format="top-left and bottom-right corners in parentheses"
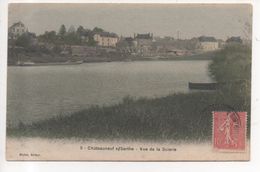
top-left (96, 32), bottom-right (118, 38)
top-left (125, 37), bottom-right (134, 42)
top-left (226, 36), bottom-right (242, 43)
top-left (135, 33), bottom-right (153, 39)
top-left (198, 36), bottom-right (217, 42)
top-left (10, 21), bottom-right (25, 28)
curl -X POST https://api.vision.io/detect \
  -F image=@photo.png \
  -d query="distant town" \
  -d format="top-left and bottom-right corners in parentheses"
top-left (8, 21), bottom-right (248, 65)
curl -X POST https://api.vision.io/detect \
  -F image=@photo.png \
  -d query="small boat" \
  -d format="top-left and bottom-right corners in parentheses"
top-left (188, 82), bottom-right (218, 90)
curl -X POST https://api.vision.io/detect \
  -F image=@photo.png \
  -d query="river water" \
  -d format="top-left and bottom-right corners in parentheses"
top-left (7, 60), bottom-right (212, 126)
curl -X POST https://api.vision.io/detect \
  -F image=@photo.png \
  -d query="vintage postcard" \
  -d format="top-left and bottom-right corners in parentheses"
top-left (6, 3), bottom-right (252, 161)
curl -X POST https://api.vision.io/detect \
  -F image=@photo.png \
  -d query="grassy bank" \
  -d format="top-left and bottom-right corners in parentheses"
top-left (7, 91), bottom-right (249, 141)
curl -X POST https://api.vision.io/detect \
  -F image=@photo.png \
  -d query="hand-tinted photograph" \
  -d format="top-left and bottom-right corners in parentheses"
top-left (6, 3), bottom-right (252, 161)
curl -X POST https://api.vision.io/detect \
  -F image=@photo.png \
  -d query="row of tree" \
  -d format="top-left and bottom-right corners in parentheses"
top-left (10, 24), bottom-right (107, 49)
top-left (37, 25), bottom-right (105, 46)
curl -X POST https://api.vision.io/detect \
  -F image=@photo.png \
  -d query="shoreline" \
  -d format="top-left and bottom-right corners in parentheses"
top-left (8, 57), bottom-right (212, 67)
top-left (8, 52), bottom-right (215, 66)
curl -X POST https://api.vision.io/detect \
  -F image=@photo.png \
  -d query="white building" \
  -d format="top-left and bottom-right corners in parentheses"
top-left (9, 21), bottom-right (27, 39)
top-left (134, 33), bottom-right (154, 55)
top-left (134, 33), bottom-right (153, 47)
top-left (198, 36), bottom-right (219, 51)
top-left (93, 32), bottom-right (119, 47)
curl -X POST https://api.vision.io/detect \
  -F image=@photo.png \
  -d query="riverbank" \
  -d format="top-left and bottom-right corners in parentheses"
top-left (8, 51), bottom-right (216, 66)
top-left (83, 51), bottom-right (216, 63)
top-left (6, 91), bottom-right (249, 140)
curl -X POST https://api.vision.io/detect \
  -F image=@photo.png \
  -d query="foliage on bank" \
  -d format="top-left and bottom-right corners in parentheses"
top-left (209, 44), bottom-right (251, 123)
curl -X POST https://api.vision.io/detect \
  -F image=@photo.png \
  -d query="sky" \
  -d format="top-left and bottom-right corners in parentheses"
top-left (8, 3), bottom-right (252, 39)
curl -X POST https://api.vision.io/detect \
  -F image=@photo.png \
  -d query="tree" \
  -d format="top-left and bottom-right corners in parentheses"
top-left (15, 32), bottom-right (35, 48)
top-left (92, 27), bottom-right (104, 33)
top-left (209, 44), bottom-right (251, 110)
top-left (64, 32), bottom-right (80, 45)
top-left (76, 25), bottom-right (85, 36)
top-left (58, 24), bottom-right (66, 41)
top-left (68, 25), bottom-right (76, 33)
top-left (38, 31), bottom-right (57, 43)
top-left (87, 36), bottom-right (97, 46)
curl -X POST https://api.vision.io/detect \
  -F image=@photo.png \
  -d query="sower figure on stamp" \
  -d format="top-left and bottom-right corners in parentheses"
top-left (219, 113), bottom-right (234, 145)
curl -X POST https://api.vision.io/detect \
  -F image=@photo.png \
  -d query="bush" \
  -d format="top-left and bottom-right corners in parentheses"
top-left (209, 44), bottom-right (251, 132)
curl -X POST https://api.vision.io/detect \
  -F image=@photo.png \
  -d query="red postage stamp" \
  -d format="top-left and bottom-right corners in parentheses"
top-left (213, 111), bottom-right (247, 151)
